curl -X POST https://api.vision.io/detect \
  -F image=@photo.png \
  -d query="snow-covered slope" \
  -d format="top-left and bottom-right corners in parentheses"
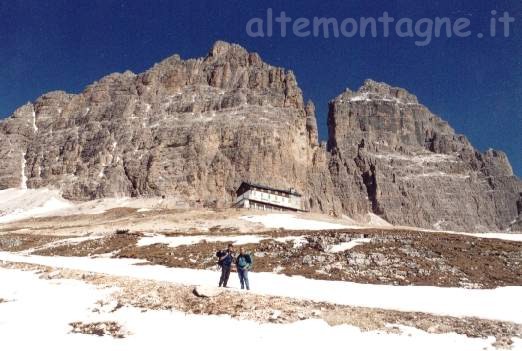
top-left (0, 188), bottom-right (73, 223)
top-left (2, 267), bottom-right (513, 351)
top-left (240, 213), bottom-right (356, 230)
top-left (1, 252), bottom-right (520, 324)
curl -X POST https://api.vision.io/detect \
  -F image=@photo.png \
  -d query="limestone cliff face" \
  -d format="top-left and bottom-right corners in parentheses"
top-left (0, 41), bottom-right (337, 211)
top-left (0, 42), bottom-right (520, 231)
top-left (328, 80), bottom-right (522, 231)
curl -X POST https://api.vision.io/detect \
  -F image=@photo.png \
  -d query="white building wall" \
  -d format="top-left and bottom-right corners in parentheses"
top-left (235, 189), bottom-right (302, 211)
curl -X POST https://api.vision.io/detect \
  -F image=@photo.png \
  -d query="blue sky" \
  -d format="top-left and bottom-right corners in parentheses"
top-left (1, 0), bottom-right (520, 175)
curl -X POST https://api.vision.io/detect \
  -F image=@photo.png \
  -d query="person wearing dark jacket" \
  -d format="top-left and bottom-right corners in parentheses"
top-left (217, 243), bottom-right (234, 287)
top-left (235, 247), bottom-right (252, 290)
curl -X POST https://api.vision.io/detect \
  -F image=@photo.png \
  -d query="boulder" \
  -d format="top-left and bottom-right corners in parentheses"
top-left (193, 285), bottom-right (223, 298)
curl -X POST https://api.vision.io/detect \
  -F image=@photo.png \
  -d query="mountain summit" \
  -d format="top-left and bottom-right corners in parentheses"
top-left (0, 41), bottom-right (520, 232)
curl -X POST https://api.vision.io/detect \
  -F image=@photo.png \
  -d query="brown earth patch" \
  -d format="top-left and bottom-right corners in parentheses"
top-left (6, 228), bottom-right (522, 288)
top-left (115, 231), bottom-right (522, 288)
top-left (70, 321), bottom-right (125, 338)
top-left (33, 232), bottom-right (140, 256)
top-left (0, 233), bottom-right (67, 252)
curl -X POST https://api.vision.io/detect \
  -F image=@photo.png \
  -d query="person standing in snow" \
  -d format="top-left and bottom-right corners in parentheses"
top-left (235, 247), bottom-right (253, 290)
top-left (217, 243), bottom-right (234, 288)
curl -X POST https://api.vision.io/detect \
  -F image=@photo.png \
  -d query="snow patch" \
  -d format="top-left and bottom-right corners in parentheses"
top-left (327, 238), bottom-right (372, 253)
top-left (458, 232), bottom-right (522, 242)
top-left (433, 220), bottom-right (445, 231)
top-left (347, 92), bottom-right (372, 102)
top-left (0, 267), bottom-right (115, 350)
top-left (418, 226), bottom-right (522, 242)
top-left (344, 92), bottom-right (419, 106)
top-left (241, 214), bottom-right (350, 230)
top-left (274, 236), bottom-right (308, 248)
top-left (367, 213), bottom-right (392, 227)
top-left (369, 152), bottom-right (457, 164)
top-left (0, 188), bottom-right (73, 224)
top-left (20, 153), bottom-right (27, 189)
top-left (31, 109), bottom-right (37, 132)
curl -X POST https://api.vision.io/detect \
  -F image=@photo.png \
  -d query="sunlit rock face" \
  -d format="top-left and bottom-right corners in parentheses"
top-left (0, 42), bottom-right (520, 231)
top-left (327, 79), bottom-right (521, 231)
top-left (0, 41), bottom-right (338, 213)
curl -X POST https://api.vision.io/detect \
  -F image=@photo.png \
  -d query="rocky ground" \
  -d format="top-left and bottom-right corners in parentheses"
top-left (70, 321), bottom-right (126, 339)
top-left (2, 227), bottom-right (520, 289)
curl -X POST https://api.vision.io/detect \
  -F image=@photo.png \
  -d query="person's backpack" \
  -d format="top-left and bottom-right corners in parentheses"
top-left (216, 250), bottom-right (225, 266)
top-left (245, 253), bottom-right (253, 270)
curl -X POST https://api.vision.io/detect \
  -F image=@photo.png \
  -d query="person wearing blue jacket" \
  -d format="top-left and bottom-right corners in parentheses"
top-left (217, 243), bottom-right (234, 287)
top-left (235, 247), bottom-right (253, 290)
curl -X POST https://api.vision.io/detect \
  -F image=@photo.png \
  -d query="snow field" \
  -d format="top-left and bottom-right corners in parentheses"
top-left (1, 267), bottom-right (518, 351)
top-left (0, 252), bottom-right (520, 324)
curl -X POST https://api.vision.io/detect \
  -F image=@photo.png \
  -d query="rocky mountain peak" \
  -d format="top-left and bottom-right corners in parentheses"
top-left (337, 79), bottom-right (419, 105)
top-left (361, 79), bottom-right (419, 104)
top-left (207, 41), bottom-right (263, 66)
top-left (209, 40), bottom-right (248, 58)
top-left (138, 41), bottom-right (305, 111)
top-left (0, 42), bottom-right (519, 232)
top-left (0, 41), bottom-right (320, 210)
top-left (328, 79), bottom-right (521, 232)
